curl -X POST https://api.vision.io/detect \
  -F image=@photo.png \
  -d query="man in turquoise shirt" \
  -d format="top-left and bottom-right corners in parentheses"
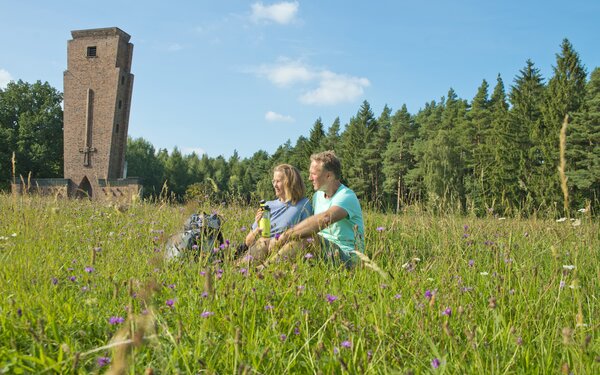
top-left (274, 150), bottom-right (365, 267)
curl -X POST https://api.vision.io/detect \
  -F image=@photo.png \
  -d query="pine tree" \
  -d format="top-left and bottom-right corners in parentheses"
top-left (567, 67), bottom-right (600, 208)
top-left (320, 117), bottom-right (341, 151)
top-left (307, 117), bottom-right (326, 155)
top-left (339, 101), bottom-right (378, 200)
top-left (540, 39), bottom-right (587, 211)
top-left (463, 80), bottom-right (492, 212)
top-left (383, 104), bottom-right (416, 212)
top-left (508, 59), bottom-right (546, 211)
top-left (488, 74), bottom-right (520, 213)
top-left (364, 105), bottom-right (391, 207)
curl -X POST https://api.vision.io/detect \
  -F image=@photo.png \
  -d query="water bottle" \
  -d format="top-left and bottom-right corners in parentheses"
top-left (258, 200), bottom-right (271, 238)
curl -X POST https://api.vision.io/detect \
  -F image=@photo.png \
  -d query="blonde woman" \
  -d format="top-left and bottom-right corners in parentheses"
top-left (239, 164), bottom-right (312, 265)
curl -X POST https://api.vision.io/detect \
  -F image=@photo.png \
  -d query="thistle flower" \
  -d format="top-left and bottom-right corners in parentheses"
top-left (109, 316), bottom-right (124, 325)
top-left (280, 334), bottom-right (287, 341)
top-left (84, 266), bottom-right (94, 273)
top-left (431, 358), bottom-right (440, 368)
top-left (326, 294), bottom-right (338, 303)
top-left (425, 290), bottom-right (433, 299)
top-left (166, 299), bottom-right (175, 308)
top-left (341, 340), bottom-right (352, 348)
top-left (442, 307), bottom-right (452, 317)
top-left (376, 226), bottom-right (385, 232)
top-left (97, 356), bottom-right (111, 367)
top-left (265, 305), bottom-right (274, 310)
top-left (200, 311), bottom-right (214, 318)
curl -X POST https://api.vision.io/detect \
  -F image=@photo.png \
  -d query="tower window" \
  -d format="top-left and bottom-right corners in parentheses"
top-left (115, 124), bottom-right (119, 133)
top-left (121, 76), bottom-right (125, 85)
top-left (118, 100), bottom-right (122, 109)
top-left (87, 46), bottom-right (97, 57)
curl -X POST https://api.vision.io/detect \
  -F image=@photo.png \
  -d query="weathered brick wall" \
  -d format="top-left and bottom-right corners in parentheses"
top-left (63, 27), bottom-right (134, 198)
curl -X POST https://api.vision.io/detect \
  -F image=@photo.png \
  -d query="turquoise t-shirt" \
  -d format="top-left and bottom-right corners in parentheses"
top-left (251, 197), bottom-right (313, 237)
top-left (312, 184), bottom-right (365, 256)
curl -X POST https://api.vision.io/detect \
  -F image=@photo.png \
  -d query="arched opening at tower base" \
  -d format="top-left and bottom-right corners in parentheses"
top-left (76, 176), bottom-right (93, 199)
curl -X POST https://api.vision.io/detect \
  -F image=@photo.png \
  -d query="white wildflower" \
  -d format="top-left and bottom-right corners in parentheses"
top-left (571, 219), bottom-right (581, 227)
top-left (11, 233), bottom-right (17, 237)
top-left (562, 265), bottom-right (576, 270)
top-left (498, 217), bottom-right (506, 220)
top-left (578, 208), bottom-right (587, 213)
top-left (556, 217), bottom-right (567, 222)
top-left (480, 271), bottom-right (489, 276)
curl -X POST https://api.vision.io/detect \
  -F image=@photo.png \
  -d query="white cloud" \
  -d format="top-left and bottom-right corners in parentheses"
top-left (258, 58), bottom-right (314, 87)
top-left (0, 68), bottom-right (13, 88)
top-left (167, 43), bottom-right (184, 52)
top-left (265, 111), bottom-right (294, 122)
top-left (182, 147), bottom-right (206, 156)
top-left (251, 1), bottom-right (299, 24)
top-left (255, 59), bottom-right (370, 106)
top-left (300, 71), bottom-right (370, 106)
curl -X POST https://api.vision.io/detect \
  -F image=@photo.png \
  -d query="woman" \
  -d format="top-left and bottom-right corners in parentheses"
top-left (238, 164), bottom-right (312, 265)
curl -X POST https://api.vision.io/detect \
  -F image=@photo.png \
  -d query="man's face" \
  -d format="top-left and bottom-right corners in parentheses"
top-left (309, 160), bottom-right (328, 192)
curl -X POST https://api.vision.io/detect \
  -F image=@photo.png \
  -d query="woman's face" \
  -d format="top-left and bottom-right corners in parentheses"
top-left (272, 170), bottom-right (286, 201)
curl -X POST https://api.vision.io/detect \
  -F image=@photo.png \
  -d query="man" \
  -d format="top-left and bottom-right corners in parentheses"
top-left (272, 150), bottom-right (365, 267)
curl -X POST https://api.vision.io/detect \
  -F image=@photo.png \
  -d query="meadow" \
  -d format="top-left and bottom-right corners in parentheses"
top-left (0, 194), bottom-right (598, 374)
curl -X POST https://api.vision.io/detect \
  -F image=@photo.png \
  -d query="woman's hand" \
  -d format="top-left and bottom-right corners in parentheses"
top-left (254, 208), bottom-right (263, 224)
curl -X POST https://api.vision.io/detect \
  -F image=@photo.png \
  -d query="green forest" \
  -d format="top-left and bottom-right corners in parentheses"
top-left (1, 39), bottom-right (598, 216)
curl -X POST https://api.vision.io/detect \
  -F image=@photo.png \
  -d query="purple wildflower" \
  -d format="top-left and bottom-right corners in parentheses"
top-left (168, 284), bottom-right (176, 289)
top-left (97, 356), bottom-right (111, 367)
top-left (265, 305), bottom-right (274, 311)
top-left (240, 268), bottom-right (248, 276)
top-left (468, 259), bottom-right (475, 267)
top-left (333, 347), bottom-right (339, 355)
top-left (280, 334), bottom-right (287, 341)
top-left (305, 253), bottom-right (314, 259)
top-left (559, 280), bottom-right (566, 289)
top-left (341, 340), bottom-right (352, 348)
top-left (425, 290), bottom-right (433, 299)
top-left (84, 266), bottom-right (94, 273)
top-left (109, 316), bottom-right (124, 325)
top-left (166, 299), bottom-right (175, 308)
top-left (191, 244), bottom-right (199, 250)
top-left (376, 226), bottom-right (385, 232)
top-left (51, 277), bottom-right (58, 285)
top-left (219, 243), bottom-right (226, 250)
top-left (326, 294), bottom-right (338, 303)
top-left (69, 276), bottom-right (77, 282)
top-left (17, 308), bottom-right (22, 317)
top-left (306, 237), bottom-right (314, 243)
top-left (200, 311), bottom-right (214, 318)
top-left (394, 294), bottom-right (402, 299)
top-left (201, 291), bottom-right (209, 298)
top-left (240, 226), bottom-right (247, 232)
top-left (442, 307), bottom-right (452, 317)
top-left (294, 327), bottom-right (300, 335)
top-left (431, 358), bottom-right (440, 369)
top-left (275, 233), bottom-right (281, 240)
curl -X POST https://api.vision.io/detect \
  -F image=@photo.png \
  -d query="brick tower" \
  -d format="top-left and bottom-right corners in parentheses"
top-left (63, 27), bottom-right (135, 198)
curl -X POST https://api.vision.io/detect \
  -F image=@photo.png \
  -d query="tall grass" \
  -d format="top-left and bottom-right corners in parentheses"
top-left (0, 194), bottom-right (598, 373)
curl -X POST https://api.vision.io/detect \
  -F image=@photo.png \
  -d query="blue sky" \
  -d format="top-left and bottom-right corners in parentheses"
top-left (1, 0), bottom-right (599, 159)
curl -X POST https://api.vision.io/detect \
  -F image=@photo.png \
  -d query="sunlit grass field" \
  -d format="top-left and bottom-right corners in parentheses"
top-left (0, 194), bottom-right (598, 374)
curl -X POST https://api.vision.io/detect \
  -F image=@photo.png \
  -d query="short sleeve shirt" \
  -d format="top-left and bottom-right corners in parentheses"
top-left (251, 197), bottom-right (313, 237)
top-left (312, 184), bottom-right (365, 254)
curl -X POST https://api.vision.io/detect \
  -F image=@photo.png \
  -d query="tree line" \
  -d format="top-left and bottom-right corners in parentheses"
top-left (1, 39), bottom-right (598, 216)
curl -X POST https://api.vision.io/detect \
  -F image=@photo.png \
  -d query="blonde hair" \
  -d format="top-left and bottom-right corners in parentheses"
top-left (310, 150), bottom-right (342, 179)
top-left (273, 164), bottom-right (306, 204)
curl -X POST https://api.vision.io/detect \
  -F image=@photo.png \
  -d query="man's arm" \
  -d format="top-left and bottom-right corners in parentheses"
top-left (277, 205), bottom-right (347, 245)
